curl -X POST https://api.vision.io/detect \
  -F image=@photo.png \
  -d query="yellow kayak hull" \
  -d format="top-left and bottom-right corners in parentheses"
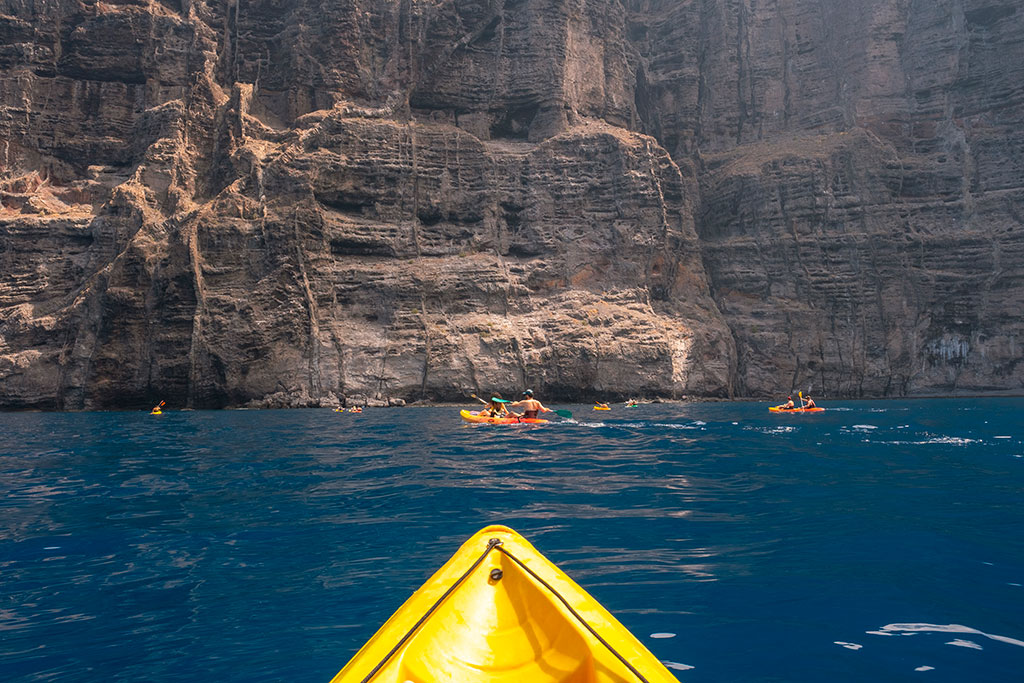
top-left (460, 409), bottom-right (549, 424)
top-left (331, 525), bottom-right (679, 683)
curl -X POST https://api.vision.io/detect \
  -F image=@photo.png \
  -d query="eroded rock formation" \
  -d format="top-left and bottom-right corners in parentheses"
top-left (0, 0), bottom-right (1021, 409)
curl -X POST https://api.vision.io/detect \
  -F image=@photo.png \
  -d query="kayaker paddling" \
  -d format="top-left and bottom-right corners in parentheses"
top-left (509, 389), bottom-right (550, 420)
top-left (801, 395), bottom-right (816, 409)
top-left (473, 392), bottom-right (513, 418)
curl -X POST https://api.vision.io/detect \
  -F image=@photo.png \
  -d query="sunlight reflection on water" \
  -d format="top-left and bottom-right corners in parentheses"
top-left (2, 400), bottom-right (1023, 682)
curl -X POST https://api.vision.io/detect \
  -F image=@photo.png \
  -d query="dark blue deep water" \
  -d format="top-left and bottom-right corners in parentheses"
top-left (2, 399), bottom-right (1023, 682)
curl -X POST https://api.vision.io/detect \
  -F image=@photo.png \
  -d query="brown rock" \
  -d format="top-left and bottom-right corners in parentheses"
top-left (1, 0), bottom-right (1022, 408)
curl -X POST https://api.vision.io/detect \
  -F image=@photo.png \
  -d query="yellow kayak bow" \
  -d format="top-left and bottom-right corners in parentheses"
top-left (331, 525), bottom-right (679, 683)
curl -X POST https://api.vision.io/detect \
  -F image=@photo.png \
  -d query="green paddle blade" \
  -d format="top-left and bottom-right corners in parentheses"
top-left (553, 409), bottom-right (572, 418)
top-left (491, 397), bottom-right (511, 403)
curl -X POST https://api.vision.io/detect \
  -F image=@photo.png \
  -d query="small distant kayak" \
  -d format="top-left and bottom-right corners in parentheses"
top-left (150, 410), bottom-right (162, 415)
top-left (330, 525), bottom-right (680, 683)
top-left (593, 405), bottom-right (610, 411)
top-left (769, 406), bottom-right (825, 413)
top-left (460, 409), bottom-right (548, 424)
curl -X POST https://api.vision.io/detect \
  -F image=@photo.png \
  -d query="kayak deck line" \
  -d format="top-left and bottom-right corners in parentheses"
top-left (354, 539), bottom-right (652, 683)
top-left (355, 538), bottom-right (501, 683)
top-left (333, 525), bottom-right (679, 683)
top-left (490, 543), bottom-right (653, 683)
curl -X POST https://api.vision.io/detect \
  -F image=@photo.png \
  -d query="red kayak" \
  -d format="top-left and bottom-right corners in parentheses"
top-left (460, 409), bottom-right (549, 424)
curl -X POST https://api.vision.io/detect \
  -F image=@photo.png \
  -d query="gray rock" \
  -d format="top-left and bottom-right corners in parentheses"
top-left (1, 0), bottom-right (1021, 408)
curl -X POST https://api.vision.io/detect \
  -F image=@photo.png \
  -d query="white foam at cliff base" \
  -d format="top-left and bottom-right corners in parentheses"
top-left (873, 623), bottom-right (1024, 648)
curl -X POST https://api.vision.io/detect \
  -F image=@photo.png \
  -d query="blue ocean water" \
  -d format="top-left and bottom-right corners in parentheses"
top-left (1, 399), bottom-right (1022, 682)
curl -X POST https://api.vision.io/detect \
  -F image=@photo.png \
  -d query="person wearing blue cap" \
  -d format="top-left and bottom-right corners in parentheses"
top-left (509, 389), bottom-right (550, 420)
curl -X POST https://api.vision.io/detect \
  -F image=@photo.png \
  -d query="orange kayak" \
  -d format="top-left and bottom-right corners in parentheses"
top-left (460, 410), bottom-right (549, 425)
top-left (769, 406), bottom-right (825, 413)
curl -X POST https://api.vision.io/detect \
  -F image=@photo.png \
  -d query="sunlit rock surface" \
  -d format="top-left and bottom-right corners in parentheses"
top-left (1, 0), bottom-right (1021, 408)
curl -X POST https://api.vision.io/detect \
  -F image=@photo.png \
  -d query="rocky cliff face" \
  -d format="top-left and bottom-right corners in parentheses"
top-left (0, 0), bottom-right (1021, 409)
top-left (629, 0), bottom-right (1024, 396)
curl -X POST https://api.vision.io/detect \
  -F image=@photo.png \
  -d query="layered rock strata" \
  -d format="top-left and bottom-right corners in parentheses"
top-left (1, 0), bottom-right (1022, 408)
top-left (629, 0), bottom-right (1024, 396)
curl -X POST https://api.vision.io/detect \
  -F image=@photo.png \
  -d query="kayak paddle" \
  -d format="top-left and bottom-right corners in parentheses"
top-left (471, 393), bottom-right (570, 417)
top-left (471, 393), bottom-right (512, 404)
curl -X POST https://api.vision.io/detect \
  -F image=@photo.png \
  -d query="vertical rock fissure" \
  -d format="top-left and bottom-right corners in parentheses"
top-left (735, 0), bottom-right (750, 144)
top-left (418, 295), bottom-right (430, 401)
top-left (780, 7), bottom-right (793, 129)
top-left (293, 208), bottom-right (323, 400)
top-left (185, 222), bottom-right (207, 409)
top-left (408, 124), bottom-right (423, 257)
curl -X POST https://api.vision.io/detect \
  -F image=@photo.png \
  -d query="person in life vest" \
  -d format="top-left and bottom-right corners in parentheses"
top-left (509, 389), bottom-right (551, 419)
top-left (480, 393), bottom-right (512, 418)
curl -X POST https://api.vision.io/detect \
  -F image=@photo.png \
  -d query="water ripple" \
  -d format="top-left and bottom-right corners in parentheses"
top-left (2, 400), bottom-right (1023, 682)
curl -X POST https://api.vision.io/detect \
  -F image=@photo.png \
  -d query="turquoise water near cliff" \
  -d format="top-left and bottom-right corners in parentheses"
top-left (2, 399), bottom-right (1022, 682)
